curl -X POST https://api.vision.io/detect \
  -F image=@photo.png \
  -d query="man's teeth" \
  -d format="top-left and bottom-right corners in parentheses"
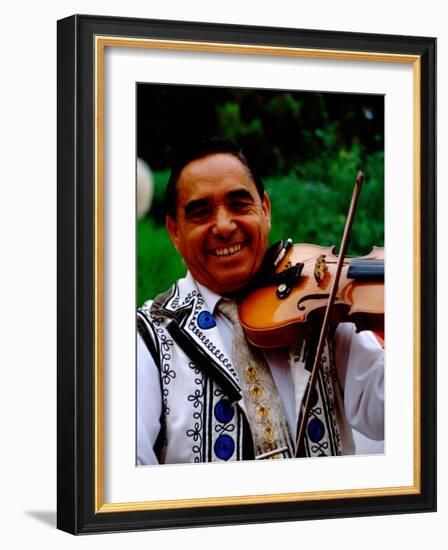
top-left (213, 244), bottom-right (242, 257)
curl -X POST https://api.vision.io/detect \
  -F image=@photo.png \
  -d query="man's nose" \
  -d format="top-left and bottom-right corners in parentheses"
top-left (212, 207), bottom-right (237, 237)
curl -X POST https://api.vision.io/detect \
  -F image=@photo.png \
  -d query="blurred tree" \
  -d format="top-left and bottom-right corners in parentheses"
top-left (137, 84), bottom-right (383, 178)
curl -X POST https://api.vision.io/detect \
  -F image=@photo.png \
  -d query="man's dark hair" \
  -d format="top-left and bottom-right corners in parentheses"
top-left (164, 137), bottom-right (265, 219)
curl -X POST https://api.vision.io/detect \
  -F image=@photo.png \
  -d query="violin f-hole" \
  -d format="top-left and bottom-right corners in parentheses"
top-left (297, 294), bottom-right (339, 311)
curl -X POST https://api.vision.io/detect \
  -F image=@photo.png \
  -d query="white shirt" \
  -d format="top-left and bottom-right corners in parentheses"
top-left (137, 282), bottom-right (384, 464)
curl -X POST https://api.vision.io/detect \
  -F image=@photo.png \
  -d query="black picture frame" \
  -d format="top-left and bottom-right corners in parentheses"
top-left (57, 14), bottom-right (436, 534)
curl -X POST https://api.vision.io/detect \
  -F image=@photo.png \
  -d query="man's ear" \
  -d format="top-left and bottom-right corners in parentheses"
top-left (262, 192), bottom-right (271, 229)
top-left (166, 215), bottom-right (179, 251)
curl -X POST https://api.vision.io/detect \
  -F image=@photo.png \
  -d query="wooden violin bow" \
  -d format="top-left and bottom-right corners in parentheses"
top-left (295, 170), bottom-right (365, 457)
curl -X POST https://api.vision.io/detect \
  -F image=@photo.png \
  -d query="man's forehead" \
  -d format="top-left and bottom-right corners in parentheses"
top-left (179, 153), bottom-right (252, 180)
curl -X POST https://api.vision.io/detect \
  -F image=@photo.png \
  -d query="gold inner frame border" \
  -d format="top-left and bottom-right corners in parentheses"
top-left (94, 36), bottom-right (421, 513)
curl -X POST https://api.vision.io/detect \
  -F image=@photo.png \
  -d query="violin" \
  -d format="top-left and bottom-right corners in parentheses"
top-left (239, 240), bottom-right (384, 348)
top-left (239, 170), bottom-right (384, 456)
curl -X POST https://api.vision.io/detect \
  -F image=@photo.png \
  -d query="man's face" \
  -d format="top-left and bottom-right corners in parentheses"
top-left (166, 153), bottom-right (271, 296)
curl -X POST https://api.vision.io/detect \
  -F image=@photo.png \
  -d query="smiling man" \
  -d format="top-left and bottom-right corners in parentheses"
top-left (137, 138), bottom-right (384, 465)
top-left (166, 151), bottom-right (271, 296)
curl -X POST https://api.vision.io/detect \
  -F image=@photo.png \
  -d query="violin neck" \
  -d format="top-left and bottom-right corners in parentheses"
top-left (347, 259), bottom-right (384, 281)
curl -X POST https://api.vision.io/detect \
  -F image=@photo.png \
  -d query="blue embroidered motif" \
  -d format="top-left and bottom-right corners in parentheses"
top-left (307, 418), bottom-right (325, 443)
top-left (214, 434), bottom-right (235, 460)
top-left (214, 399), bottom-right (234, 423)
top-left (198, 311), bottom-right (216, 329)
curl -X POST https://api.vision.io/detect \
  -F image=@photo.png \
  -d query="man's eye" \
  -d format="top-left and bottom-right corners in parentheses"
top-left (231, 201), bottom-right (252, 210)
top-left (187, 207), bottom-right (210, 220)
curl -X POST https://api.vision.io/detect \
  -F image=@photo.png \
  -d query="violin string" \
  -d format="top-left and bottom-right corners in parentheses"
top-left (300, 255), bottom-right (347, 266)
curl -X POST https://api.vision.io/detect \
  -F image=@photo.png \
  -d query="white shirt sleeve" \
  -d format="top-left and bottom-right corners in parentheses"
top-left (137, 332), bottom-right (162, 465)
top-left (334, 323), bottom-right (384, 441)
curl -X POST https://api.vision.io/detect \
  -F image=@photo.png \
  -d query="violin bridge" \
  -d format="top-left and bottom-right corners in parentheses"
top-left (314, 254), bottom-right (328, 286)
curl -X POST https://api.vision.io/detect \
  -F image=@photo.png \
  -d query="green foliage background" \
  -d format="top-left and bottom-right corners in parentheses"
top-left (137, 86), bottom-right (384, 306)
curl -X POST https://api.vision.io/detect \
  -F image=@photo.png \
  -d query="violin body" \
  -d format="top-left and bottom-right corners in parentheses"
top-left (239, 243), bottom-right (384, 348)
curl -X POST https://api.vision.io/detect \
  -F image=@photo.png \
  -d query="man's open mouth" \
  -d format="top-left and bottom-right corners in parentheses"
top-left (209, 243), bottom-right (245, 258)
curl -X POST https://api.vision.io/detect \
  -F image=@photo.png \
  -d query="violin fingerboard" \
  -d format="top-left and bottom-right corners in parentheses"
top-left (347, 259), bottom-right (384, 281)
